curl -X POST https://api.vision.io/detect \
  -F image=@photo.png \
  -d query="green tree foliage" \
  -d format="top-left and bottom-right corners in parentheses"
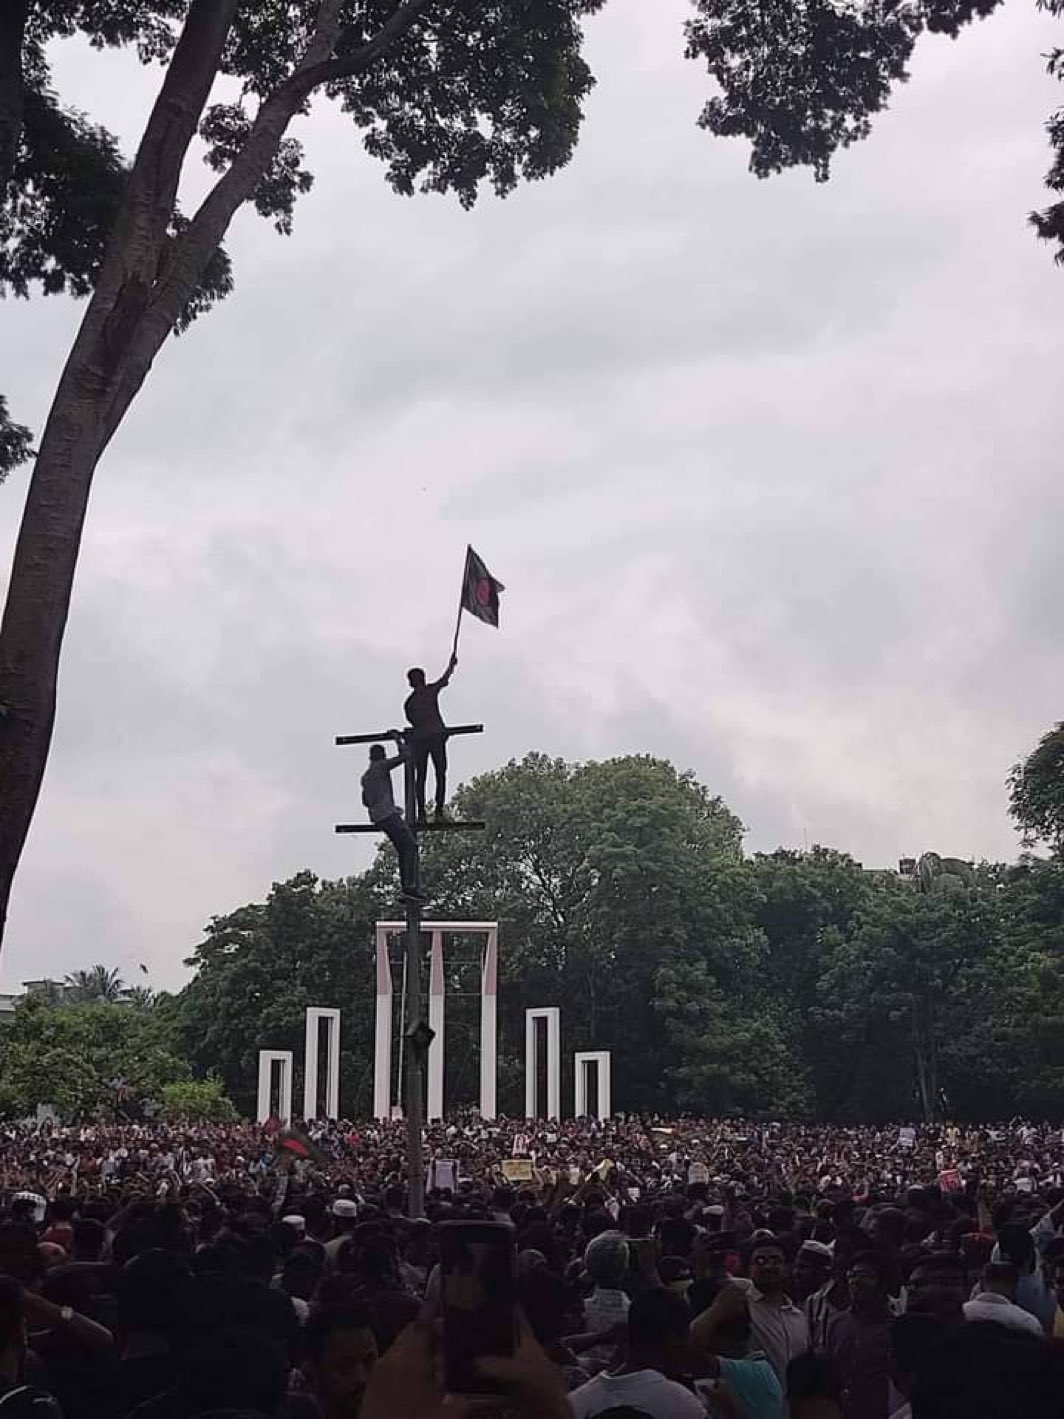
top-left (1009, 721), bottom-right (1064, 855)
top-left (0, 394), bottom-right (32, 477)
top-left (0, 1), bottom-right (233, 482)
top-left (164, 752), bottom-right (1064, 1124)
top-left (123, 985), bottom-right (156, 1009)
top-left (655, 956), bottom-right (813, 1117)
top-left (943, 857), bottom-right (1064, 1118)
top-left (685, 0), bottom-right (1064, 263)
top-left (169, 869), bottom-right (388, 1117)
top-left (814, 885), bottom-right (994, 1122)
top-left (160, 1076), bottom-right (237, 1122)
top-left (62, 963), bottom-right (127, 1003)
top-left (750, 847), bottom-right (874, 1117)
top-left (413, 754), bottom-right (752, 1114)
top-left (0, 995), bottom-right (187, 1118)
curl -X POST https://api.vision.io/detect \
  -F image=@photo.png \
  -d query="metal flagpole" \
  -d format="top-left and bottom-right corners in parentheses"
top-left (450, 601), bottom-right (463, 662)
top-left (450, 545), bottom-right (473, 661)
top-left (396, 946), bottom-right (408, 1110)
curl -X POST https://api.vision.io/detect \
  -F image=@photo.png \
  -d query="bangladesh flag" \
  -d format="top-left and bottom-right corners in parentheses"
top-left (276, 1126), bottom-right (328, 1167)
top-left (461, 546), bottom-right (504, 627)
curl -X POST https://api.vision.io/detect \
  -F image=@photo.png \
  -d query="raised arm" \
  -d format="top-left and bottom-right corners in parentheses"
top-left (432, 653), bottom-right (458, 690)
top-left (1030, 1193), bottom-right (1064, 1253)
top-left (689, 1278), bottom-right (749, 1353)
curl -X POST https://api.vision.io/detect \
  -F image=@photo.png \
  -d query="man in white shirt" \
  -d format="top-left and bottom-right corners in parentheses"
top-left (963, 1262), bottom-right (1045, 1336)
top-left (569, 1288), bottom-right (706, 1418)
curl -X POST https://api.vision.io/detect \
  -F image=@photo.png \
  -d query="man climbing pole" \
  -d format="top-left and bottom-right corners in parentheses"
top-left (403, 655), bottom-right (457, 823)
top-left (360, 739), bottom-right (418, 900)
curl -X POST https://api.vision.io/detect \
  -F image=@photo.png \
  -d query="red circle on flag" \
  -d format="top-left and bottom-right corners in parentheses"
top-left (475, 578), bottom-right (491, 606)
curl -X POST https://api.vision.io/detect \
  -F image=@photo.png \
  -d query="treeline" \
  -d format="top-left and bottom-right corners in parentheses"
top-left (5, 732), bottom-right (1063, 1124)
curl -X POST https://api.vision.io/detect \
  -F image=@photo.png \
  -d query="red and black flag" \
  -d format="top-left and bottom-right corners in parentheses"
top-left (275, 1126), bottom-right (329, 1168)
top-left (460, 546), bottom-right (504, 628)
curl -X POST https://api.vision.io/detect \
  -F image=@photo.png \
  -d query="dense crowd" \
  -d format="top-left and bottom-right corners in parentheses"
top-left (4, 1117), bottom-right (1063, 1197)
top-left (0, 1115), bottom-right (1062, 1418)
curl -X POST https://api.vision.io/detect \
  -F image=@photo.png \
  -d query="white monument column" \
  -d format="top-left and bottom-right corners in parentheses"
top-left (574, 1050), bottom-right (612, 1121)
top-left (257, 1050), bottom-right (293, 1124)
top-left (525, 1007), bottom-right (561, 1120)
top-left (479, 926), bottom-right (498, 1120)
top-left (375, 920), bottom-right (499, 1122)
top-left (427, 931), bottom-right (446, 1121)
top-left (304, 1007), bottom-right (341, 1120)
top-left (373, 926), bottom-right (394, 1120)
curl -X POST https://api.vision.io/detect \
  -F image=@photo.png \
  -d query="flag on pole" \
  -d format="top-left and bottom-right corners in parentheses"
top-left (275, 1126), bottom-right (329, 1167)
top-left (460, 546), bottom-right (504, 628)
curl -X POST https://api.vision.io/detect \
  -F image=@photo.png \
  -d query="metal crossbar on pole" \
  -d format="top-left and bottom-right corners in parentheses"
top-left (335, 723), bottom-right (483, 747)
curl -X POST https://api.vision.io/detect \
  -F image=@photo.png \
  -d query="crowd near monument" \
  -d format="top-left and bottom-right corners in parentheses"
top-left (4, 572), bottom-right (1064, 1419)
top-left (257, 548), bottom-right (613, 1179)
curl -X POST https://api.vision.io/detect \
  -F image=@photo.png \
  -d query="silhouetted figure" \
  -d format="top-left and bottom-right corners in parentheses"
top-left (404, 655), bottom-right (456, 821)
top-left (361, 743), bottom-right (418, 898)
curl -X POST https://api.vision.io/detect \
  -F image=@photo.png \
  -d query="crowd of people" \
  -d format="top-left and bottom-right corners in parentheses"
top-left (0, 1114), bottom-right (1062, 1418)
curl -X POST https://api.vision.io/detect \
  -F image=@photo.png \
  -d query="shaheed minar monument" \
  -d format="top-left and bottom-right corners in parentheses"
top-left (254, 549), bottom-right (611, 1216)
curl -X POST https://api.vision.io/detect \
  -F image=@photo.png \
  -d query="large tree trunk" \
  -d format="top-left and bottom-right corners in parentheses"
top-left (0, 0), bottom-right (240, 944)
top-left (0, 0), bottom-right (430, 948)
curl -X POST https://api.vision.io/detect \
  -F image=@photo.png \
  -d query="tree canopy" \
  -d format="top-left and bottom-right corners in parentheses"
top-left (685, 0), bottom-right (1064, 259)
top-left (104, 750), bottom-right (1063, 1127)
top-left (0, 993), bottom-right (189, 1119)
top-left (4, 747), bottom-right (1062, 1123)
top-left (0, 0), bottom-right (235, 480)
top-left (63, 963), bottom-right (129, 1004)
top-left (1009, 721), bottom-right (1064, 855)
top-left (168, 868), bottom-right (388, 1118)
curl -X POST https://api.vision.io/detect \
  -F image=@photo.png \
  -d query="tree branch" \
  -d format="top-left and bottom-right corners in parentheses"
top-left (301, 0), bottom-right (348, 70)
top-left (0, 0), bottom-right (29, 194)
top-left (63, 0), bottom-right (239, 414)
top-left (298, 0), bottom-right (433, 90)
top-left (95, 0), bottom-right (434, 452)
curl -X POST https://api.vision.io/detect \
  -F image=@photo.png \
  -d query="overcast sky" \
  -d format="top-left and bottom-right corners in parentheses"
top-left (1, 0), bottom-right (1062, 992)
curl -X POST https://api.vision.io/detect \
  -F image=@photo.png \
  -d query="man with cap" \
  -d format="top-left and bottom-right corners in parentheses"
top-left (792, 1241), bottom-right (834, 1306)
top-left (324, 1197), bottom-right (361, 1272)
